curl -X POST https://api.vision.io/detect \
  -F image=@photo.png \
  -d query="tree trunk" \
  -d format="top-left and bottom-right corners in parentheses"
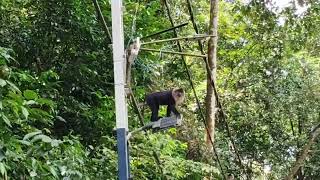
top-left (205, 0), bottom-right (219, 146)
top-left (285, 124), bottom-right (320, 180)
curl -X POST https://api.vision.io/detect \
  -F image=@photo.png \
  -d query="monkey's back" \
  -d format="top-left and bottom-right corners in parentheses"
top-left (146, 90), bottom-right (175, 106)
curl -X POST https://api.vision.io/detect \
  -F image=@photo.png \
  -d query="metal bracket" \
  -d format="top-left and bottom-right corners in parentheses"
top-left (127, 115), bottom-right (183, 139)
top-left (151, 116), bottom-right (182, 131)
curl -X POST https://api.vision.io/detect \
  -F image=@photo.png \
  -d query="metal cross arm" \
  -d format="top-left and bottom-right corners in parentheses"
top-left (140, 48), bottom-right (207, 58)
top-left (141, 34), bottom-right (215, 45)
top-left (140, 22), bottom-right (189, 40)
top-left (127, 116), bottom-right (183, 139)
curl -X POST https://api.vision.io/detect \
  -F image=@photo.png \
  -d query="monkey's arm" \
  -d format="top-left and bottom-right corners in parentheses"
top-left (150, 106), bottom-right (159, 122)
top-left (167, 105), bottom-right (180, 118)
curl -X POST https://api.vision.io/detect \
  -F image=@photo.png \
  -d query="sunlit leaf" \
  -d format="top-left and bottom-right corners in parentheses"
top-left (23, 90), bottom-right (38, 100)
top-left (30, 171), bottom-right (37, 177)
top-left (0, 79), bottom-right (6, 87)
top-left (37, 98), bottom-right (55, 107)
top-left (6, 81), bottom-right (20, 93)
top-left (25, 100), bottom-right (37, 105)
top-left (0, 162), bottom-right (6, 176)
top-left (60, 166), bottom-right (67, 176)
top-left (31, 134), bottom-right (52, 143)
top-left (23, 131), bottom-right (42, 140)
top-left (51, 139), bottom-right (62, 147)
top-left (49, 166), bottom-right (58, 178)
top-left (18, 140), bottom-right (31, 146)
top-left (0, 114), bottom-right (11, 127)
top-left (56, 116), bottom-right (66, 122)
top-left (21, 106), bottom-right (29, 119)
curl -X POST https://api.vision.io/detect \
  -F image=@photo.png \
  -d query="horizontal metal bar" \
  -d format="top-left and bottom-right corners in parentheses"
top-left (141, 34), bottom-right (215, 45)
top-left (127, 116), bottom-right (182, 139)
top-left (140, 22), bottom-right (189, 40)
top-left (140, 48), bottom-right (207, 58)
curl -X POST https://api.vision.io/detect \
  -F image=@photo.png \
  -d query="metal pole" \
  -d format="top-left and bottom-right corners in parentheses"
top-left (111, 0), bottom-right (130, 179)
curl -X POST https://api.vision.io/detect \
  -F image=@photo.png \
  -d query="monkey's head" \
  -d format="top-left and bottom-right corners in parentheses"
top-left (172, 88), bottom-right (185, 105)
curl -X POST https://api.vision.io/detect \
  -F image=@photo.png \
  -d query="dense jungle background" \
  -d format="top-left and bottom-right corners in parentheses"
top-left (0, 0), bottom-right (319, 179)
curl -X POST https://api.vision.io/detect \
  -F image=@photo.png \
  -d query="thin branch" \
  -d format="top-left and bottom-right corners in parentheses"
top-left (128, 90), bottom-right (144, 126)
top-left (92, 0), bottom-right (112, 42)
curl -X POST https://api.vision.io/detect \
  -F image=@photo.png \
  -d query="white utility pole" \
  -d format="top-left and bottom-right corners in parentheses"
top-left (111, 0), bottom-right (130, 179)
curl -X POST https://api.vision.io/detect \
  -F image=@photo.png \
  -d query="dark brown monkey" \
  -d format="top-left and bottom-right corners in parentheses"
top-left (146, 88), bottom-right (185, 122)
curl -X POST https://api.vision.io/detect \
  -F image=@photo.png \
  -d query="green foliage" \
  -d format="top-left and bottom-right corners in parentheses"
top-left (130, 133), bottom-right (219, 179)
top-left (0, 0), bottom-right (320, 179)
top-left (0, 49), bottom-right (118, 179)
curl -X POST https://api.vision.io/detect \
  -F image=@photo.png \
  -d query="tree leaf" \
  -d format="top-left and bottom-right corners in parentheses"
top-left (23, 90), bottom-right (38, 100)
top-left (31, 134), bottom-right (52, 143)
top-left (51, 139), bottom-right (62, 147)
top-left (18, 140), bottom-right (31, 146)
top-left (23, 131), bottom-right (42, 141)
top-left (25, 100), bottom-right (37, 105)
top-left (21, 106), bottom-right (29, 119)
top-left (5, 81), bottom-right (20, 93)
top-left (56, 116), bottom-right (66, 122)
top-left (0, 114), bottom-right (11, 127)
top-left (60, 166), bottom-right (67, 176)
top-left (0, 162), bottom-right (6, 176)
top-left (37, 98), bottom-right (55, 107)
top-left (0, 79), bottom-right (6, 87)
top-left (41, 135), bottom-right (52, 143)
top-left (49, 166), bottom-right (58, 178)
top-left (30, 171), bottom-right (37, 177)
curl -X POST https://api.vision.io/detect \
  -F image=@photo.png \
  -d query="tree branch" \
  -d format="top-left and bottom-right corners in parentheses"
top-left (285, 123), bottom-right (320, 180)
